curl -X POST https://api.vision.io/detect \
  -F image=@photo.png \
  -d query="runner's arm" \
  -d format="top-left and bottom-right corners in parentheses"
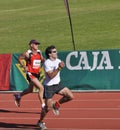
top-left (18, 52), bottom-right (29, 70)
top-left (46, 61), bottom-right (64, 79)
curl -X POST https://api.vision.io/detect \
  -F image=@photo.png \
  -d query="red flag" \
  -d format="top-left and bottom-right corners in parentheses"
top-left (0, 54), bottom-right (12, 90)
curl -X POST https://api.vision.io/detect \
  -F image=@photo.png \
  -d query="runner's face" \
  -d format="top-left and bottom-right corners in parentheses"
top-left (31, 43), bottom-right (39, 50)
top-left (50, 49), bottom-right (57, 59)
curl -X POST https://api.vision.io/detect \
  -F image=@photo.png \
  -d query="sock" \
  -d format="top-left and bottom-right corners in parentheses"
top-left (55, 101), bottom-right (60, 108)
top-left (42, 103), bottom-right (45, 108)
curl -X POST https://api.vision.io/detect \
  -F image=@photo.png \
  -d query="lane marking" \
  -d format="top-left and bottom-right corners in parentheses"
top-left (0, 117), bottom-right (120, 120)
top-left (0, 126), bottom-right (80, 130)
top-left (1, 108), bottom-right (120, 110)
top-left (1, 99), bottom-right (120, 102)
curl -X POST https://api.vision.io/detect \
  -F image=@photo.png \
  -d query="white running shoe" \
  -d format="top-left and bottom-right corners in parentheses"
top-left (37, 121), bottom-right (47, 130)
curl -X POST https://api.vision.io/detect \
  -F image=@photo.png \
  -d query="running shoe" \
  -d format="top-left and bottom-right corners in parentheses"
top-left (37, 120), bottom-right (47, 130)
top-left (52, 101), bottom-right (60, 116)
top-left (13, 94), bottom-right (21, 107)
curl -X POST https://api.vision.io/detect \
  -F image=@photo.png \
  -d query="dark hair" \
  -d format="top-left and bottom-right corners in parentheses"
top-left (45, 45), bottom-right (56, 59)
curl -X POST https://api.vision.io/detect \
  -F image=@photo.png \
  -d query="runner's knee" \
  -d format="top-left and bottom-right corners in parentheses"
top-left (69, 93), bottom-right (74, 100)
top-left (38, 85), bottom-right (44, 92)
top-left (66, 88), bottom-right (74, 100)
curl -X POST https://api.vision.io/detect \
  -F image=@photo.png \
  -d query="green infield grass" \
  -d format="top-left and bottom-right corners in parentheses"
top-left (0, 0), bottom-right (120, 53)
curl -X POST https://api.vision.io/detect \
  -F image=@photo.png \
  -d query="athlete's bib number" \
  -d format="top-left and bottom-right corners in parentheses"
top-left (33, 60), bottom-right (41, 68)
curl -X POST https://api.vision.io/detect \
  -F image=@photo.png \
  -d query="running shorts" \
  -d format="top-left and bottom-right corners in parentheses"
top-left (44, 83), bottom-right (65, 99)
top-left (26, 72), bottom-right (40, 82)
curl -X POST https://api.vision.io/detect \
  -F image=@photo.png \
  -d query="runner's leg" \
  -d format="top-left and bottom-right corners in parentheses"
top-left (32, 78), bottom-right (45, 108)
top-left (58, 87), bottom-right (74, 104)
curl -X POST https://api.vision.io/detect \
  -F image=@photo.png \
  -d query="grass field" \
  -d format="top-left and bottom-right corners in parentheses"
top-left (0, 0), bottom-right (120, 53)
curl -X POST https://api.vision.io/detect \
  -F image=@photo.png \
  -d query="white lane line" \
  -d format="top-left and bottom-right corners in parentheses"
top-left (44, 129), bottom-right (119, 130)
top-left (0, 117), bottom-right (120, 120)
top-left (0, 129), bottom-right (115, 130)
top-left (0, 129), bottom-right (113, 130)
top-left (0, 128), bottom-right (80, 130)
top-left (1, 99), bottom-right (120, 102)
top-left (1, 108), bottom-right (120, 110)
top-left (41, 129), bottom-right (113, 130)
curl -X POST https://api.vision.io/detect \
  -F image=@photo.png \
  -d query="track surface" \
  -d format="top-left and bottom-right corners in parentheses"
top-left (1, 92), bottom-right (120, 130)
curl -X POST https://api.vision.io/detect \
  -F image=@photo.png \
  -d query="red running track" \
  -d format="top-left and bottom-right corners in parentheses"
top-left (0, 92), bottom-right (120, 130)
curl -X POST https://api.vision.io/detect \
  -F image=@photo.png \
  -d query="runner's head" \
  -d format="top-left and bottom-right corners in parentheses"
top-left (45, 45), bottom-right (57, 59)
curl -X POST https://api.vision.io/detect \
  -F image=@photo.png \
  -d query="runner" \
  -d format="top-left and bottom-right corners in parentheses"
top-left (13, 39), bottom-right (45, 110)
top-left (37, 45), bottom-right (74, 130)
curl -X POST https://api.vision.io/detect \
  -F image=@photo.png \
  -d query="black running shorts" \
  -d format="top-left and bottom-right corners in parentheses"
top-left (44, 83), bottom-right (65, 99)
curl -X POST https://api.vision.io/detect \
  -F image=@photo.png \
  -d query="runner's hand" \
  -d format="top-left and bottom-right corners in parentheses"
top-left (59, 61), bottom-right (65, 69)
